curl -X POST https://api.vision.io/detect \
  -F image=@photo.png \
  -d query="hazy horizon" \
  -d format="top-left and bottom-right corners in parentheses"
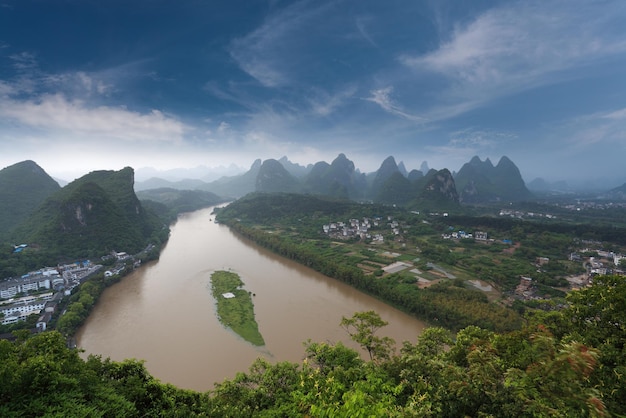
top-left (4, 153), bottom-right (622, 192)
top-left (2, 1), bottom-right (626, 185)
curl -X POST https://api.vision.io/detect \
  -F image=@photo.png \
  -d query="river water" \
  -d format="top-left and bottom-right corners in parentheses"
top-left (76, 206), bottom-right (427, 391)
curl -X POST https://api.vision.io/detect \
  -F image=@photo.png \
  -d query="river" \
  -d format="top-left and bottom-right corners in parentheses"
top-left (76, 206), bottom-right (427, 391)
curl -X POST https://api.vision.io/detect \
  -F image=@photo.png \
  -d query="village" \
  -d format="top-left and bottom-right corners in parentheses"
top-left (0, 249), bottom-right (142, 331)
top-left (320, 213), bottom-right (625, 303)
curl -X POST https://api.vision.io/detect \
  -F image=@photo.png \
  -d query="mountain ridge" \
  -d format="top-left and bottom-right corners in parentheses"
top-left (0, 160), bottom-right (61, 240)
top-left (10, 166), bottom-right (166, 260)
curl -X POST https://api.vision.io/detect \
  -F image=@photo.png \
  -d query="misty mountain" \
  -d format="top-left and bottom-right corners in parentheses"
top-left (303, 161), bottom-right (332, 195)
top-left (397, 161), bottom-right (408, 177)
top-left (407, 169), bottom-right (424, 182)
top-left (256, 159), bottom-right (300, 193)
top-left (0, 160), bottom-right (61, 240)
top-left (11, 167), bottom-right (165, 259)
top-left (302, 154), bottom-right (366, 199)
top-left (137, 187), bottom-right (225, 216)
top-left (135, 164), bottom-right (244, 183)
top-left (454, 156), bottom-right (532, 203)
top-left (135, 177), bottom-right (210, 192)
top-left (413, 168), bottom-right (460, 209)
top-left (374, 171), bottom-right (413, 206)
top-left (370, 156), bottom-right (401, 199)
top-left (605, 183), bottom-right (626, 200)
top-left (278, 156), bottom-right (313, 178)
top-left (130, 154), bottom-right (530, 209)
top-left (201, 159), bottom-right (262, 198)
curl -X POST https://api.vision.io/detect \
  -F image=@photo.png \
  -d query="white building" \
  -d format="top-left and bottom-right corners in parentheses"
top-left (0, 276), bottom-right (51, 299)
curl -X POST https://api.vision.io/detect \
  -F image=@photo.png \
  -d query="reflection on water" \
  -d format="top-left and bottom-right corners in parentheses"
top-left (76, 207), bottom-right (427, 391)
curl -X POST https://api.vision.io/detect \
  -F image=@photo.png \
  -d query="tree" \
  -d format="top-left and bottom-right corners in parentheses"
top-left (562, 275), bottom-right (626, 414)
top-left (340, 311), bottom-right (395, 362)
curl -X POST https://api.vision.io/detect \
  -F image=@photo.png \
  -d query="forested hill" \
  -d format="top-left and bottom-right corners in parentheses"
top-left (1, 275), bottom-right (624, 416)
top-left (0, 160), bottom-right (60, 240)
top-left (11, 167), bottom-right (167, 260)
top-left (215, 192), bottom-right (359, 224)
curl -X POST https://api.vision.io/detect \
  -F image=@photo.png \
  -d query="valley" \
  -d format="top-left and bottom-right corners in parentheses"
top-left (1, 155), bottom-right (625, 415)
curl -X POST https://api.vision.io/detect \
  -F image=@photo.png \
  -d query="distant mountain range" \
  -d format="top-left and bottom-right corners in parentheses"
top-left (133, 154), bottom-right (532, 209)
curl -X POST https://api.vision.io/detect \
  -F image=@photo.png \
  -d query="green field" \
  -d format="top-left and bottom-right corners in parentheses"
top-left (210, 270), bottom-right (265, 346)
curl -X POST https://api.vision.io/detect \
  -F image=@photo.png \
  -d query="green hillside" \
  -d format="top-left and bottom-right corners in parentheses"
top-left (11, 167), bottom-right (166, 259)
top-left (0, 161), bottom-right (60, 240)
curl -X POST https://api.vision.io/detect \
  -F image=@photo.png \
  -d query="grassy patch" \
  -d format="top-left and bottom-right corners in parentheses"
top-left (210, 270), bottom-right (265, 346)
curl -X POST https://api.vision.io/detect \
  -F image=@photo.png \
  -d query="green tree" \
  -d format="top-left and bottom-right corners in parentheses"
top-left (340, 311), bottom-right (395, 362)
top-left (563, 275), bottom-right (626, 414)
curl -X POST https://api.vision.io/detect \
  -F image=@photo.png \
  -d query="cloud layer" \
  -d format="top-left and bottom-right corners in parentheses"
top-left (0, 0), bottom-right (625, 183)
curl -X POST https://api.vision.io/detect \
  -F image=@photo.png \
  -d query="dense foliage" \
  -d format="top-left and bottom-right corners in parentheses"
top-left (0, 160), bottom-right (60, 240)
top-left (2, 276), bottom-right (624, 416)
top-left (0, 331), bottom-right (209, 417)
top-left (6, 167), bottom-right (168, 264)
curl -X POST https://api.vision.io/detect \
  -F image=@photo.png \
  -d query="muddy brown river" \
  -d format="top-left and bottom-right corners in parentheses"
top-left (76, 206), bottom-right (427, 391)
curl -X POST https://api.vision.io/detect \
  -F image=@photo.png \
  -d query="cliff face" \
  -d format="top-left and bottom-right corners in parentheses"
top-left (424, 169), bottom-right (459, 202)
top-left (12, 167), bottom-right (161, 258)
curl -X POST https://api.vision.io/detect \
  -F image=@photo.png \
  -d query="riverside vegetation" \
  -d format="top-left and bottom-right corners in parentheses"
top-left (1, 275), bottom-right (624, 416)
top-left (210, 270), bottom-right (264, 346)
top-left (214, 193), bottom-right (626, 330)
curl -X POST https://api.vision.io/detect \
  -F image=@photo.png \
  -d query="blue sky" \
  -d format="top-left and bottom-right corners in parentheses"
top-left (1, 0), bottom-right (625, 184)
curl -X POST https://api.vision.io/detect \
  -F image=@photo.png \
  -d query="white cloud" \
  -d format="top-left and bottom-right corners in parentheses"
top-left (42, 72), bottom-right (114, 97)
top-left (308, 85), bottom-right (357, 116)
top-left (401, 0), bottom-right (626, 117)
top-left (0, 94), bottom-right (186, 143)
top-left (0, 81), bottom-right (14, 97)
top-left (567, 108), bottom-right (626, 148)
top-left (355, 16), bottom-right (377, 48)
top-left (602, 108), bottom-right (626, 121)
top-left (9, 51), bottom-right (38, 71)
top-left (229, 1), bottom-right (332, 87)
top-left (217, 121), bottom-right (231, 134)
top-left (364, 86), bottom-right (427, 122)
top-left (448, 128), bottom-right (516, 149)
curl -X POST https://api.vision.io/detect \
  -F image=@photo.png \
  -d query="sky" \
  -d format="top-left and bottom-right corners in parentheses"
top-left (1, 0), bottom-right (626, 185)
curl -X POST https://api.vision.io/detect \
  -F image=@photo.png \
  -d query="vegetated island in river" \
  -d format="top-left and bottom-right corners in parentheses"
top-left (210, 270), bottom-right (265, 346)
